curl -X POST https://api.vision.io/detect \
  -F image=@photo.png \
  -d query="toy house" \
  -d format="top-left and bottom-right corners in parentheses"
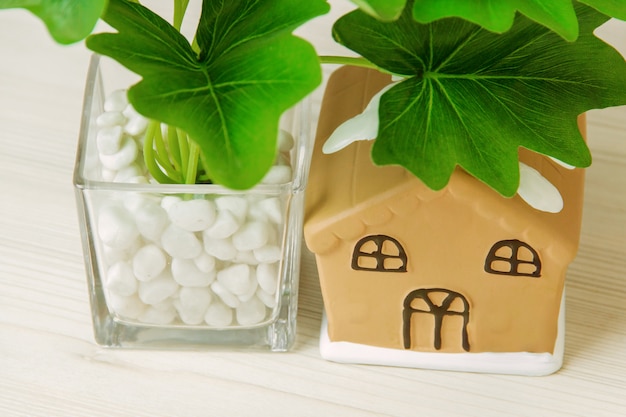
top-left (304, 66), bottom-right (585, 374)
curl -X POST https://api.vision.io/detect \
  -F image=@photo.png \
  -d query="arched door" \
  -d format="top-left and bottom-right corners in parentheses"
top-left (403, 288), bottom-right (470, 352)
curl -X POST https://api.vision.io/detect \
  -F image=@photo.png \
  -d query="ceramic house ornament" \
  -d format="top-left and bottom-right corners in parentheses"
top-left (304, 66), bottom-right (586, 375)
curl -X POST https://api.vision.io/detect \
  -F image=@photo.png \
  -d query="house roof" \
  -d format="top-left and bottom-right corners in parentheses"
top-left (304, 66), bottom-right (585, 256)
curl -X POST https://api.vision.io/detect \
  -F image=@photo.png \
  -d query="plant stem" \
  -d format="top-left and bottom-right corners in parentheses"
top-left (153, 122), bottom-right (178, 176)
top-left (186, 140), bottom-right (201, 185)
top-left (167, 125), bottom-right (182, 172)
top-left (319, 55), bottom-right (383, 71)
top-left (173, 0), bottom-right (190, 31)
top-left (143, 121), bottom-right (177, 184)
top-left (177, 127), bottom-right (189, 178)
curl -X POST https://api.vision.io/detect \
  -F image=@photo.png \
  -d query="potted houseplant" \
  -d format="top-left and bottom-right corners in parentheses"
top-left (302, 0), bottom-right (626, 375)
top-left (2, 0), bottom-right (330, 350)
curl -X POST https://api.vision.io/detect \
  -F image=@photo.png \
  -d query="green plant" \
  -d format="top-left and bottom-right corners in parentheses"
top-left (3, 0), bottom-right (626, 195)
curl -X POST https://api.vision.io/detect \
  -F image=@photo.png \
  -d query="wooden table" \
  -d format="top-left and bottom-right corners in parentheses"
top-left (1, 3), bottom-right (625, 416)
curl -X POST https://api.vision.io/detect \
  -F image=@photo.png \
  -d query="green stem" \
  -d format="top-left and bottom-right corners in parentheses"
top-left (166, 125), bottom-right (182, 172)
top-left (319, 55), bottom-right (383, 71)
top-left (173, 0), bottom-right (190, 31)
top-left (153, 122), bottom-right (178, 176)
top-left (143, 121), bottom-right (177, 184)
top-left (186, 140), bottom-right (200, 185)
top-left (177, 128), bottom-right (189, 178)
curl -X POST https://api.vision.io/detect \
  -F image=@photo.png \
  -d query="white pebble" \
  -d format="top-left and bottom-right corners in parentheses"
top-left (256, 263), bottom-right (279, 294)
top-left (105, 261), bottom-right (138, 297)
top-left (234, 250), bottom-right (259, 265)
top-left (215, 196), bottom-right (248, 221)
top-left (102, 244), bottom-right (130, 264)
top-left (171, 258), bottom-right (215, 287)
top-left (232, 221), bottom-right (269, 251)
top-left (254, 245), bottom-right (282, 264)
top-left (98, 205), bottom-right (139, 249)
top-left (122, 103), bottom-right (140, 119)
top-left (96, 125), bottom-right (124, 155)
top-left (101, 168), bottom-right (116, 182)
top-left (168, 198), bottom-right (216, 232)
top-left (247, 203), bottom-right (269, 222)
top-left (137, 273), bottom-right (179, 305)
top-left (277, 129), bottom-right (294, 152)
top-left (134, 201), bottom-right (169, 242)
top-left (161, 224), bottom-right (202, 259)
top-left (104, 89), bottom-right (128, 112)
top-left (203, 237), bottom-right (237, 261)
top-left (194, 252), bottom-right (216, 273)
top-left (99, 136), bottom-right (138, 170)
top-left (121, 193), bottom-right (151, 213)
top-left (113, 163), bottom-right (143, 183)
top-left (236, 297), bottom-right (266, 325)
top-left (210, 281), bottom-right (240, 308)
top-left (256, 288), bottom-right (277, 308)
top-left (261, 165), bottom-right (292, 184)
top-left (217, 264), bottom-right (253, 295)
top-left (132, 244), bottom-right (167, 282)
top-left (257, 198), bottom-right (283, 224)
top-left (203, 209), bottom-right (240, 239)
top-left (150, 298), bottom-right (174, 312)
top-left (204, 301), bottom-right (233, 327)
top-left (96, 111), bottom-right (126, 128)
top-left (160, 195), bottom-right (182, 211)
top-left (124, 115), bottom-right (148, 137)
top-left (126, 176), bottom-right (149, 184)
top-left (138, 306), bottom-right (176, 325)
top-left (106, 293), bottom-right (146, 319)
top-left (237, 269), bottom-right (258, 302)
top-left (175, 287), bottom-right (212, 325)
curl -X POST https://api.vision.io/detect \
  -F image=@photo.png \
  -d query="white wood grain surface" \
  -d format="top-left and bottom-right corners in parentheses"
top-left (1, 3), bottom-right (626, 416)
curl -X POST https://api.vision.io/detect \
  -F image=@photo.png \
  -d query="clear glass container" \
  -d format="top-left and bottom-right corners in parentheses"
top-left (73, 55), bottom-right (314, 350)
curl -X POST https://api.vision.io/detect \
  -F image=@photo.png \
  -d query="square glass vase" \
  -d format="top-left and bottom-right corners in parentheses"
top-left (73, 55), bottom-right (314, 350)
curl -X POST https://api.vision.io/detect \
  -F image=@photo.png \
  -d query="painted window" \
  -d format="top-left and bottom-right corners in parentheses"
top-left (484, 239), bottom-right (542, 277)
top-left (351, 235), bottom-right (407, 272)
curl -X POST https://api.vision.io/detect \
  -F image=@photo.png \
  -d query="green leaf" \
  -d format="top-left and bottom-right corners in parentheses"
top-left (578, 0), bottom-right (626, 21)
top-left (333, 3), bottom-right (626, 196)
top-left (1, 0), bottom-right (106, 44)
top-left (348, 0), bottom-right (406, 21)
top-left (87, 0), bottom-right (328, 189)
top-left (412, 0), bottom-right (581, 41)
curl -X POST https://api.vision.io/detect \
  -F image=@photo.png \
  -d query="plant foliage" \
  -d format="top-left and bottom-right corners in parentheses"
top-left (0, 0), bottom-right (106, 44)
top-left (348, 0), bottom-right (626, 41)
top-left (87, 0), bottom-right (328, 189)
top-left (333, 2), bottom-right (626, 196)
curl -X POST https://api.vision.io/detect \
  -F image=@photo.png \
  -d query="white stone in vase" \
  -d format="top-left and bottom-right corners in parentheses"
top-left (98, 204), bottom-right (139, 250)
top-left (232, 221), bottom-right (270, 251)
top-left (137, 272), bottom-right (179, 305)
top-left (236, 296), bottom-right (266, 325)
top-left (171, 258), bottom-right (215, 287)
top-left (105, 261), bottom-right (138, 297)
top-left (168, 198), bottom-right (216, 232)
top-left (132, 244), bottom-right (167, 282)
top-left (161, 224), bottom-right (202, 259)
top-left (217, 264), bottom-right (254, 296)
top-left (256, 262), bottom-right (278, 294)
top-left (204, 300), bottom-right (233, 327)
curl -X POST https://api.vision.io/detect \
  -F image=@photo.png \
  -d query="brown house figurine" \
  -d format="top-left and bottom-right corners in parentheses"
top-left (304, 66), bottom-right (585, 375)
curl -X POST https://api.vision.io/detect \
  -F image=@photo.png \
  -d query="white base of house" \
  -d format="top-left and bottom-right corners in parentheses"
top-left (319, 294), bottom-right (565, 376)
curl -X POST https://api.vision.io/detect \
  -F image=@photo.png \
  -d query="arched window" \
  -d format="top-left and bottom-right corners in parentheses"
top-left (484, 239), bottom-right (541, 277)
top-left (351, 235), bottom-right (407, 272)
